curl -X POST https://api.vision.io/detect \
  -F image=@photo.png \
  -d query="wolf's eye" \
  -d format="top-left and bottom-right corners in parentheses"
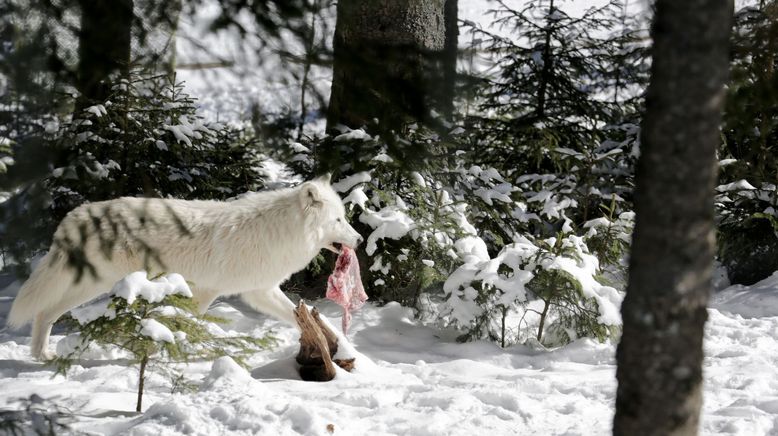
top-left (336, 218), bottom-right (342, 223)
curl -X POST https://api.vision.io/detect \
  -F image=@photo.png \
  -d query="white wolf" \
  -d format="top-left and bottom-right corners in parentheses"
top-left (7, 174), bottom-right (362, 360)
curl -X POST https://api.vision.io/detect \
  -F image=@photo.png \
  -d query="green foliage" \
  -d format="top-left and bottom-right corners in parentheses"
top-left (716, 182), bottom-right (778, 285)
top-left (582, 197), bottom-right (633, 273)
top-left (54, 294), bottom-right (273, 373)
top-left (52, 274), bottom-right (274, 411)
top-left (432, 4), bottom-right (644, 347)
top-left (529, 268), bottom-right (614, 345)
top-left (721, 2), bottom-right (778, 185)
top-left (715, 2), bottom-right (778, 285)
top-left (328, 129), bottom-right (465, 307)
top-left (462, 0), bottom-right (648, 176)
top-left (528, 235), bottom-right (618, 345)
top-left (443, 233), bottom-right (620, 348)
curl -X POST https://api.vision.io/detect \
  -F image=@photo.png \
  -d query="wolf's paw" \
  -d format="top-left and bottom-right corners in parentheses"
top-left (32, 348), bottom-right (56, 361)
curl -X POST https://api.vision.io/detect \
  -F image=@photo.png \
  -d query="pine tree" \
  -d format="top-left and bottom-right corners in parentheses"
top-left (464, 0), bottom-right (636, 174)
top-left (722, 1), bottom-right (778, 184)
top-left (54, 272), bottom-right (274, 412)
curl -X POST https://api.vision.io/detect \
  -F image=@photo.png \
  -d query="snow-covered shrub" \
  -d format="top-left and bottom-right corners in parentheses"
top-left (54, 271), bottom-right (274, 412)
top-left (327, 128), bottom-right (470, 307)
top-left (717, 3), bottom-right (778, 284)
top-left (305, 126), bottom-right (628, 347)
top-left (438, 147), bottom-right (631, 346)
top-left (715, 176), bottom-right (778, 285)
top-left (442, 233), bottom-right (621, 347)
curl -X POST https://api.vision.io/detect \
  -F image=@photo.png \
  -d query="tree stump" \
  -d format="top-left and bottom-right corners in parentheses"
top-left (294, 301), bottom-right (355, 381)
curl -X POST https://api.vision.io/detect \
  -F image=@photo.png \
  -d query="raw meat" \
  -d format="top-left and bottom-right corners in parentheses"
top-left (326, 247), bottom-right (368, 333)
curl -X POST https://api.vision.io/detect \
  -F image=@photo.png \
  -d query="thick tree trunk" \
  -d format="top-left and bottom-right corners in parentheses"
top-left (76, 0), bottom-right (133, 109)
top-left (326, 0), bottom-right (447, 133)
top-left (613, 1), bottom-right (733, 435)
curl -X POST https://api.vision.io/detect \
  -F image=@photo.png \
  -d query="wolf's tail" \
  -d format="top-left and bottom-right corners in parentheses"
top-left (7, 250), bottom-right (68, 328)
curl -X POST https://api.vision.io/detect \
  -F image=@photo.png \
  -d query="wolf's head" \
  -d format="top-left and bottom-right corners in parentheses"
top-left (299, 174), bottom-right (363, 254)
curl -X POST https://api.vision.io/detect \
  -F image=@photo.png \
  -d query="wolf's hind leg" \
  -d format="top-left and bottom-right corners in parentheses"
top-left (29, 275), bottom-right (121, 360)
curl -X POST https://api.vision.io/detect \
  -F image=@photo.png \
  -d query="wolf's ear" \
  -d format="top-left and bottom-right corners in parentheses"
top-left (314, 173), bottom-right (331, 185)
top-left (300, 182), bottom-right (322, 210)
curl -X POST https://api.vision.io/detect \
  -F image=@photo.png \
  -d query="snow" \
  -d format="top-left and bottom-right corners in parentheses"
top-left (717, 179), bottom-right (757, 192)
top-left (111, 271), bottom-right (193, 305)
top-left (84, 104), bottom-right (108, 117)
top-left (454, 236), bottom-right (490, 263)
top-left (342, 187), bottom-right (369, 210)
top-left (372, 153), bottom-right (394, 163)
top-left (333, 128), bottom-right (372, 143)
top-left (0, 273), bottom-right (777, 434)
top-left (139, 319), bottom-right (176, 343)
top-left (163, 115), bottom-right (213, 147)
top-left (711, 271), bottom-right (778, 318)
top-left (409, 171), bottom-right (426, 187)
top-left (69, 297), bottom-right (116, 324)
top-left (359, 206), bottom-right (416, 256)
top-left (201, 356), bottom-right (253, 389)
top-left (332, 171), bottom-right (372, 193)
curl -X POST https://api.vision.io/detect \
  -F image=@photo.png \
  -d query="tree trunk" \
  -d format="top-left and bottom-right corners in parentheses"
top-left (441, 0), bottom-right (459, 118)
top-left (136, 355), bottom-right (148, 412)
top-left (535, 0), bottom-right (555, 120)
top-left (537, 299), bottom-right (550, 343)
top-left (76, 0), bottom-right (134, 110)
top-left (613, 1), bottom-right (733, 435)
top-left (326, 0), bottom-right (448, 133)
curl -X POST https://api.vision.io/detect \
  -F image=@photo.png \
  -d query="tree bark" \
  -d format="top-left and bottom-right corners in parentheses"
top-left (136, 354), bottom-right (148, 412)
top-left (441, 0), bottom-right (459, 118)
top-left (76, 0), bottom-right (134, 110)
top-left (535, 0), bottom-right (555, 119)
top-left (613, 1), bottom-right (733, 435)
top-left (294, 301), bottom-right (355, 382)
top-left (326, 0), bottom-right (448, 133)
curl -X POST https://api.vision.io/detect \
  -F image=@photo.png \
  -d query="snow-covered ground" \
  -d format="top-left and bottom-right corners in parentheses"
top-left (0, 273), bottom-right (776, 435)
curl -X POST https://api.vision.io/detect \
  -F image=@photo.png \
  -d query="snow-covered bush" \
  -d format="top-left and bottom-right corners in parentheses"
top-left (326, 128), bottom-right (469, 307)
top-left (54, 271), bottom-right (274, 412)
top-left (442, 233), bottom-right (622, 347)
top-left (715, 176), bottom-right (778, 285)
top-left (292, 126), bottom-right (629, 347)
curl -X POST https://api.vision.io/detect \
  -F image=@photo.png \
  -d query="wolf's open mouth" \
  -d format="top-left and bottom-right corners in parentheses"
top-left (328, 242), bottom-right (343, 253)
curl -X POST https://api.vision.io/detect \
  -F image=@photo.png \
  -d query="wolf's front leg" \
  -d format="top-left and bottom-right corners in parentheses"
top-left (240, 286), bottom-right (300, 328)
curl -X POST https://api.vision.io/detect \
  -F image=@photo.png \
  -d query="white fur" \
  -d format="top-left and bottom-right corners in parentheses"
top-left (7, 175), bottom-right (362, 359)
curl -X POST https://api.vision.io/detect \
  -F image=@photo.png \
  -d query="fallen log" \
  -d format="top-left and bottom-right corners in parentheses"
top-left (294, 301), bottom-right (355, 381)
